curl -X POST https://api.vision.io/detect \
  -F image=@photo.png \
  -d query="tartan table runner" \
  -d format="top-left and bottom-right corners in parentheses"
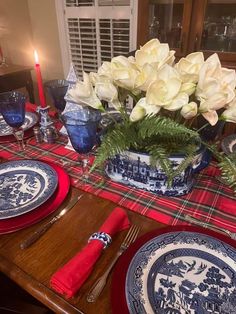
top-left (1, 135), bottom-right (236, 233)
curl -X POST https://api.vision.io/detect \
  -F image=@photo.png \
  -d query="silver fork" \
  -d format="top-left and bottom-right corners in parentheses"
top-left (87, 224), bottom-right (140, 302)
top-left (185, 214), bottom-right (236, 240)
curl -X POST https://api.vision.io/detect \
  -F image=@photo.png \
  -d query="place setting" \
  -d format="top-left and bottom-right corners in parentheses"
top-left (0, 158), bottom-right (70, 234)
top-left (111, 225), bottom-right (236, 314)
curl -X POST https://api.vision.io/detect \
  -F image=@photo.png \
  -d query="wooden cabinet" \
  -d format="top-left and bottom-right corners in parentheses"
top-left (137, 0), bottom-right (236, 69)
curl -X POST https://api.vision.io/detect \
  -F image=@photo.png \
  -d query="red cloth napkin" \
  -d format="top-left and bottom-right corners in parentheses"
top-left (50, 207), bottom-right (130, 298)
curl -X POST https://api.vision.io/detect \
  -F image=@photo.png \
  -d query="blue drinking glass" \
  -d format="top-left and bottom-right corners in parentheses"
top-left (0, 91), bottom-right (26, 149)
top-left (44, 79), bottom-right (69, 113)
top-left (62, 108), bottom-right (101, 154)
top-left (61, 107), bottom-right (101, 184)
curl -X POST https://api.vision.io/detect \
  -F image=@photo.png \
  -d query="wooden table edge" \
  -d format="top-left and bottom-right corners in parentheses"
top-left (0, 255), bottom-right (83, 314)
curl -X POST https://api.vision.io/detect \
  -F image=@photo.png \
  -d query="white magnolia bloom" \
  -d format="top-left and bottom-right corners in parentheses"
top-left (95, 82), bottom-right (117, 101)
top-left (97, 61), bottom-right (113, 80)
top-left (89, 72), bottom-right (99, 86)
top-left (180, 82), bottom-right (196, 96)
top-left (95, 82), bottom-right (122, 110)
top-left (146, 65), bottom-right (182, 107)
top-left (199, 92), bottom-right (228, 112)
top-left (164, 93), bottom-right (189, 111)
top-left (89, 72), bottom-right (111, 86)
top-left (135, 63), bottom-right (159, 91)
top-left (129, 104), bottom-right (146, 122)
top-left (111, 56), bottom-right (140, 90)
top-left (129, 97), bottom-right (160, 122)
top-left (135, 38), bottom-right (175, 69)
top-left (221, 97), bottom-right (236, 123)
top-left (175, 51), bottom-right (204, 83)
top-left (198, 54), bottom-right (222, 89)
top-left (202, 110), bottom-right (219, 126)
top-left (196, 53), bottom-right (236, 113)
top-left (68, 72), bottom-right (104, 111)
top-left (181, 102), bottom-right (198, 119)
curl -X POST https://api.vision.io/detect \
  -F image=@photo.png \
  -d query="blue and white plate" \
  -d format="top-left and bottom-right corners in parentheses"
top-left (0, 160), bottom-right (58, 219)
top-left (126, 231), bottom-right (236, 314)
top-left (0, 112), bottom-right (38, 136)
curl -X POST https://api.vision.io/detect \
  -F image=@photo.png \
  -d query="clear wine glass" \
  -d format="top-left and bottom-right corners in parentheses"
top-left (61, 107), bottom-right (101, 185)
top-left (0, 91), bottom-right (26, 150)
top-left (44, 79), bottom-right (69, 116)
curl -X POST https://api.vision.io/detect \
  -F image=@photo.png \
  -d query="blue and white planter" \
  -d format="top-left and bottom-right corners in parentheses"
top-left (105, 148), bottom-right (210, 197)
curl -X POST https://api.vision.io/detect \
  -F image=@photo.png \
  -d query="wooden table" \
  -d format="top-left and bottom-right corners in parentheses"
top-left (0, 187), bottom-right (165, 314)
top-left (0, 64), bottom-right (35, 103)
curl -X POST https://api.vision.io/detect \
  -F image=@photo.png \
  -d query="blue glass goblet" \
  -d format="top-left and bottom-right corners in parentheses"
top-left (61, 108), bottom-right (101, 183)
top-left (44, 79), bottom-right (69, 113)
top-left (0, 91), bottom-right (26, 150)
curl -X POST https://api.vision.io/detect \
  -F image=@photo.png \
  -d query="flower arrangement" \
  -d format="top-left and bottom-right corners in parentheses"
top-left (68, 38), bottom-right (236, 192)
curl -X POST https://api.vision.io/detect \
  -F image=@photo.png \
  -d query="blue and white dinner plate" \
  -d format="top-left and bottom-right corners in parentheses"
top-left (0, 160), bottom-right (58, 219)
top-left (0, 111), bottom-right (38, 136)
top-left (125, 231), bottom-right (236, 314)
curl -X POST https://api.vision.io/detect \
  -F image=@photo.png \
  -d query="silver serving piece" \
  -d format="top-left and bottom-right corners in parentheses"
top-left (185, 214), bottom-right (236, 240)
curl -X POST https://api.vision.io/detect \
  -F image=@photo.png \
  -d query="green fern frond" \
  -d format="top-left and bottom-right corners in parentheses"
top-left (91, 123), bottom-right (136, 171)
top-left (218, 154), bottom-right (236, 193)
top-left (200, 142), bottom-right (236, 193)
top-left (146, 144), bottom-right (197, 186)
top-left (171, 145), bottom-right (197, 180)
top-left (146, 144), bottom-right (173, 178)
top-left (137, 115), bottom-right (200, 140)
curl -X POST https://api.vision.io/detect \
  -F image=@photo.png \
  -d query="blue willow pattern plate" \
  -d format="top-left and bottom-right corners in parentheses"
top-left (125, 232), bottom-right (236, 314)
top-left (0, 160), bottom-right (58, 219)
top-left (0, 112), bottom-right (38, 136)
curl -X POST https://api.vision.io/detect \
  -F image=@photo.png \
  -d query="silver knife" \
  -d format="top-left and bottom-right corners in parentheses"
top-left (20, 194), bottom-right (83, 249)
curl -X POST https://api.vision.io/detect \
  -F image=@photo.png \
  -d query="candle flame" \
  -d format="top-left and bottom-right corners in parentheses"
top-left (34, 50), bottom-right (39, 64)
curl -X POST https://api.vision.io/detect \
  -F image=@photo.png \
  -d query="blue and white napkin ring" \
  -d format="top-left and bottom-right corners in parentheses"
top-left (88, 232), bottom-right (112, 249)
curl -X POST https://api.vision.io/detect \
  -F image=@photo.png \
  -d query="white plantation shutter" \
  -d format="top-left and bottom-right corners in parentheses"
top-left (59, 0), bottom-right (137, 78)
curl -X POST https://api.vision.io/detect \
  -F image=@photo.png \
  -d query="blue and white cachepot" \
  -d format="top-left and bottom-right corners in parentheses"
top-left (105, 147), bottom-right (210, 197)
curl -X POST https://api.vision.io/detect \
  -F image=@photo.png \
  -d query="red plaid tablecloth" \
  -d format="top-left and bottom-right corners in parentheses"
top-left (1, 133), bottom-right (236, 232)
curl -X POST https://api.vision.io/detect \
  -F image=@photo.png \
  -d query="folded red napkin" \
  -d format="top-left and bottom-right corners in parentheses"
top-left (50, 207), bottom-right (130, 298)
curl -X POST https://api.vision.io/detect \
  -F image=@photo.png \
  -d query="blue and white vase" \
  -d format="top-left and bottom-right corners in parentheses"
top-left (105, 147), bottom-right (209, 197)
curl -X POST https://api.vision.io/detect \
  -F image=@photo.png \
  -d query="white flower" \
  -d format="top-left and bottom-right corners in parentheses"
top-left (135, 38), bottom-right (175, 69)
top-left (199, 92), bottom-right (228, 112)
top-left (95, 82), bottom-right (117, 102)
top-left (180, 82), bottom-right (196, 96)
top-left (135, 63), bottom-right (159, 91)
top-left (181, 102), bottom-right (198, 119)
top-left (198, 54), bottom-right (222, 89)
top-left (175, 51), bottom-right (204, 83)
top-left (111, 56), bottom-right (140, 91)
top-left (201, 110), bottom-right (219, 126)
top-left (95, 82), bottom-right (122, 110)
top-left (68, 72), bottom-right (104, 111)
top-left (89, 72), bottom-right (111, 86)
top-left (221, 98), bottom-right (236, 123)
top-left (129, 97), bottom-right (160, 122)
top-left (146, 65), bottom-right (182, 107)
top-left (196, 53), bottom-right (236, 112)
top-left (129, 103), bottom-right (146, 122)
top-left (164, 93), bottom-right (189, 111)
top-left (97, 61), bottom-right (113, 80)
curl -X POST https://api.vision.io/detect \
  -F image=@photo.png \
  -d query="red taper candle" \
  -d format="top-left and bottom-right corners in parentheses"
top-left (34, 50), bottom-right (46, 107)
